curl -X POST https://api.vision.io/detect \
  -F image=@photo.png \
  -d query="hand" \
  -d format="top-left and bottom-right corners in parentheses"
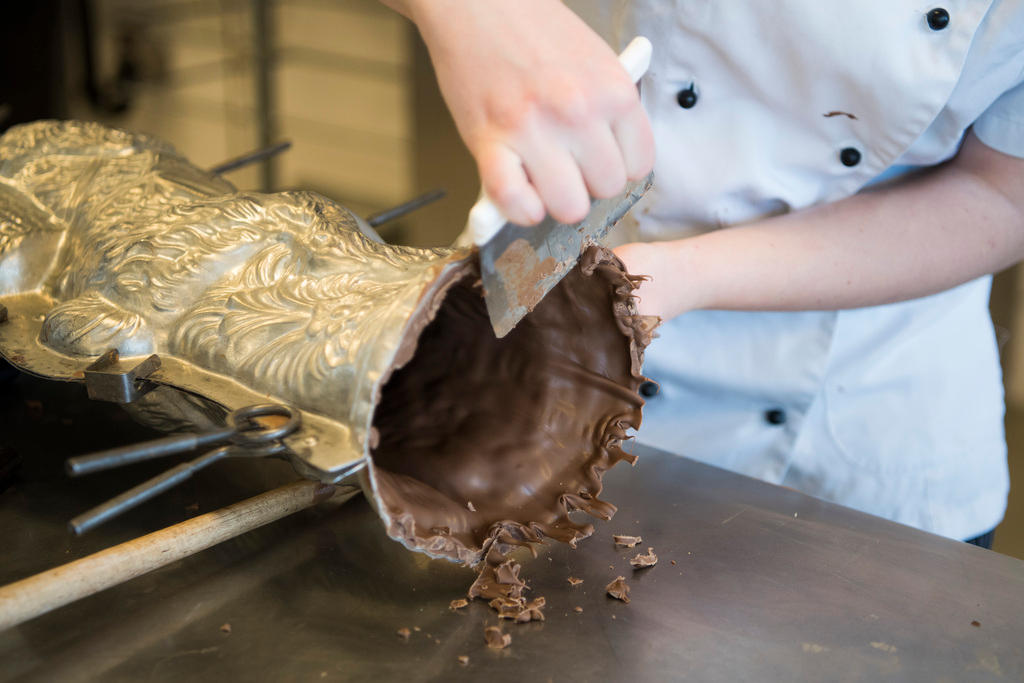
top-left (613, 241), bottom-right (685, 320)
top-left (389, 0), bottom-right (655, 226)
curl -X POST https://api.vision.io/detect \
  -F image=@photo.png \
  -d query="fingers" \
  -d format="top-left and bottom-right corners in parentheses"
top-left (570, 123), bottom-right (627, 200)
top-left (476, 143), bottom-right (545, 226)
top-left (612, 103), bottom-right (656, 181)
top-left (472, 81), bottom-right (654, 227)
top-left (518, 126), bottom-right (591, 224)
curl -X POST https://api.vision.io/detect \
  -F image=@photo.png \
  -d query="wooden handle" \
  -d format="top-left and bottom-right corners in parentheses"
top-left (0, 480), bottom-right (354, 631)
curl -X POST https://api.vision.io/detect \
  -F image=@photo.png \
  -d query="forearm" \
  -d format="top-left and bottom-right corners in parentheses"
top-left (623, 133), bottom-right (1024, 319)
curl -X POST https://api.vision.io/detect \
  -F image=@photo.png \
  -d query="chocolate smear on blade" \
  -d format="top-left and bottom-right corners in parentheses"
top-left (606, 576), bottom-right (631, 603)
top-left (365, 246), bottom-right (656, 568)
top-left (631, 547), bottom-right (658, 569)
top-left (614, 534), bottom-right (642, 548)
top-left (484, 626), bottom-right (512, 649)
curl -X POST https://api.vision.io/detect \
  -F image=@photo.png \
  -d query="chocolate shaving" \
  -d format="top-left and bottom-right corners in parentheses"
top-left (606, 576), bottom-right (630, 603)
top-left (574, 606), bottom-right (583, 613)
top-left (487, 595), bottom-right (545, 622)
top-left (449, 598), bottom-right (468, 610)
top-left (614, 534), bottom-right (642, 548)
top-left (516, 597), bottom-right (546, 623)
top-left (396, 627), bottom-right (411, 640)
top-left (630, 547), bottom-right (658, 569)
top-left (567, 576), bottom-right (583, 586)
top-left (458, 655), bottom-right (469, 666)
top-left (484, 626), bottom-right (511, 649)
top-left (219, 623), bottom-right (232, 634)
top-left (468, 551), bottom-right (528, 603)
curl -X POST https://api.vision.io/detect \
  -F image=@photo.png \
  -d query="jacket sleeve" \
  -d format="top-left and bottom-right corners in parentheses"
top-left (974, 75), bottom-right (1024, 159)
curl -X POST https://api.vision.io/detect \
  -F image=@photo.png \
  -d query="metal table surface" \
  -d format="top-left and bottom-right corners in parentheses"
top-left (1, 373), bottom-right (1023, 682)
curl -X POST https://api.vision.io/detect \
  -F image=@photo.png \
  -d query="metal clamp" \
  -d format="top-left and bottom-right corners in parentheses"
top-left (83, 349), bottom-right (161, 404)
top-left (66, 403), bottom-right (302, 534)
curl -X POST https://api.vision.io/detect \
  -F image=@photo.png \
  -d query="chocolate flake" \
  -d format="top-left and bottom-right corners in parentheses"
top-left (614, 534), bottom-right (642, 548)
top-left (219, 623), bottom-right (232, 634)
top-left (574, 606), bottom-right (583, 613)
top-left (630, 547), bottom-right (658, 569)
top-left (488, 596), bottom-right (546, 623)
top-left (484, 626), bottom-right (512, 649)
top-left (971, 620), bottom-right (981, 628)
top-left (458, 655), bottom-right (470, 666)
top-left (467, 501), bottom-right (476, 512)
top-left (606, 576), bottom-right (630, 603)
top-left (449, 598), bottom-right (469, 610)
top-left (567, 576), bottom-right (584, 586)
top-left (397, 627), bottom-right (411, 640)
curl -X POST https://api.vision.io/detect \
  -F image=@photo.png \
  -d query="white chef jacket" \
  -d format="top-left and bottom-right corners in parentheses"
top-left (566, 0), bottom-right (1024, 540)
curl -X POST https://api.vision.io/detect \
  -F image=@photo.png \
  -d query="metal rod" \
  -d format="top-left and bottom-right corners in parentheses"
top-left (209, 140), bottom-right (291, 175)
top-left (66, 428), bottom-right (236, 476)
top-left (366, 188), bottom-right (446, 227)
top-left (251, 0), bottom-right (276, 191)
top-left (69, 448), bottom-right (233, 535)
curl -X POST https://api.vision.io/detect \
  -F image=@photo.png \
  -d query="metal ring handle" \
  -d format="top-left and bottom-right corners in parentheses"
top-left (227, 404), bottom-right (301, 445)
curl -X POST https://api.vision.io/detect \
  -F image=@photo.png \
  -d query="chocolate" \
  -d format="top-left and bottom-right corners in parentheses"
top-left (567, 577), bottom-right (584, 586)
top-left (606, 576), bottom-right (630, 603)
top-left (518, 597), bottom-right (546, 623)
top-left (449, 598), bottom-right (468, 610)
top-left (484, 626), bottom-right (512, 649)
top-left (574, 606), bottom-right (583, 613)
top-left (396, 627), bottom-right (411, 640)
top-left (614, 534), bottom-right (643, 548)
top-left (458, 655), bottom-right (470, 666)
top-left (630, 547), bottom-right (658, 569)
top-left (367, 247), bottom-right (655, 565)
top-left (468, 551), bottom-right (528, 603)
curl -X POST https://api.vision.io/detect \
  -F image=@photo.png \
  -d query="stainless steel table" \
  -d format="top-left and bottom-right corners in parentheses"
top-left (2, 373), bottom-right (1022, 682)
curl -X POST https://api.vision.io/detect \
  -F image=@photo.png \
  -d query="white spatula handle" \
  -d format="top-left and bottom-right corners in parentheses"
top-left (465, 36), bottom-right (653, 247)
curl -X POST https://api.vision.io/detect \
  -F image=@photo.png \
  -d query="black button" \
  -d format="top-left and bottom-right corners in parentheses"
top-left (926, 8), bottom-right (950, 30)
top-left (639, 380), bottom-right (659, 398)
top-left (676, 84), bottom-right (698, 109)
top-left (839, 147), bottom-right (861, 167)
top-left (764, 408), bottom-right (787, 425)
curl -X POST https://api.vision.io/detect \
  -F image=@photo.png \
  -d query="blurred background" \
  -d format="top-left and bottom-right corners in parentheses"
top-left (1, 0), bottom-right (1022, 559)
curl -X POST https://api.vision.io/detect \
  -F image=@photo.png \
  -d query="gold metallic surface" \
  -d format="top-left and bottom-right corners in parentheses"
top-left (0, 120), bottom-right (473, 481)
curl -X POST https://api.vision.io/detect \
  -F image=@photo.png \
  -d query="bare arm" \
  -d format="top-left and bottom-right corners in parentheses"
top-left (380, 0), bottom-right (654, 226)
top-left (615, 132), bottom-right (1024, 320)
